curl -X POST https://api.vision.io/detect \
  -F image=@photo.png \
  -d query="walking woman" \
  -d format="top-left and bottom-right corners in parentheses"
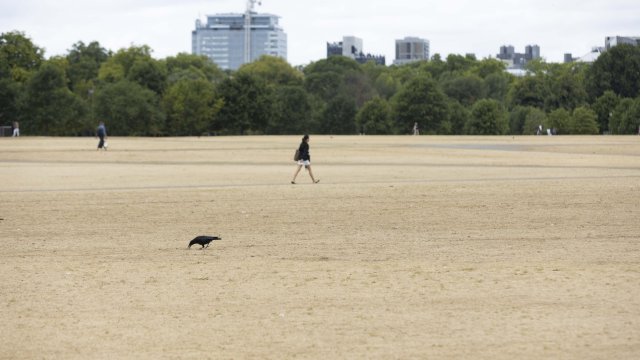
top-left (291, 134), bottom-right (319, 184)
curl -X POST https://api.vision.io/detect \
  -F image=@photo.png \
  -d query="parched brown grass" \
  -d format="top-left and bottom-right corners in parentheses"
top-left (1, 135), bottom-right (639, 359)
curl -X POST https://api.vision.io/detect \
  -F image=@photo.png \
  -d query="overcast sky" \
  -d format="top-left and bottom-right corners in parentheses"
top-left (1, 0), bottom-right (638, 66)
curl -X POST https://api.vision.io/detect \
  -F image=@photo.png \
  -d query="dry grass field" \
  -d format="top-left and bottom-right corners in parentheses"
top-left (1, 135), bottom-right (639, 359)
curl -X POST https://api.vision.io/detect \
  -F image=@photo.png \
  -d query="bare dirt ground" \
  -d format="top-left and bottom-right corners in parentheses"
top-left (1, 135), bottom-right (639, 359)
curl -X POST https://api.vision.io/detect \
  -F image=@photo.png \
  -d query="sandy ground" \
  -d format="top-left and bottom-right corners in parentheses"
top-left (1, 135), bottom-right (639, 359)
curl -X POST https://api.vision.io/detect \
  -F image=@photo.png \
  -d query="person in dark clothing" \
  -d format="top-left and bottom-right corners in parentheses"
top-left (291, 134), bottom-right (319, 184)
top-left (96, 121), bottom-right (108, 150)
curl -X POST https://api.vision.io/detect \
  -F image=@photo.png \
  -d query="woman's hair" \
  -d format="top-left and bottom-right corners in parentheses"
top-left (302, 134), bottom-right (309, 141)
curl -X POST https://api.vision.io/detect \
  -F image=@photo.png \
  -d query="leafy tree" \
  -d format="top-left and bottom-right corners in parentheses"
top-left (320, 92), bottom-right (357, 134)
top-left (508, 75), bottom-right (545, 108)
top-left (586, 44), bottom-right (640, 99)
top-left (544, 63), bottom-right (588, 111)
top-left (0, 31), bottom-right (44, 81)
top-left (238, 55), bottom-right (303, 86)
top-left (268, 85), bottom-right (313, 134)
top-left (522, 107), bottom-right (548, 135)
top-left (484, 72), bottom-right (511, 102)
top-left (0, 78), bottom-right (20, 123)
top-left (441, 74), bottom-right (484, 106)
top-left (471, 58), bottom-right (506, 78)
top-left (66, 41), bottom-right (110, 91)
top-left (162, 78), bottom-right (221, 136)
top-left (547, 108), bottom-right (571, 134)
top-left (465, 99), bottom-right (508, 135)
top-left (165, 53), bottom-right (224, 84)
top-left (569, 107), bottom-right (599, 134)
top-left (215, 72), bottom-right (272, 134)
top-left (392, 76), bottom-right (449, 134)
top-left (98, 45), bottom-right (155, 85)
top-left (446, 100), bottom-right (471, 135)
top-left (508, 106), bottom-right (534, 135)
top-left (609, 98), bottom-right (640, 134)
top-left (127, 57), bottom-right (167, 94)
top-left (304, 71), bottom-right (342, 101)
top-left (21, 61), bottom-right (88, 135)
top-left (303, 56), bottom-right (360, 77)
top-left (591, 90), bottom-right (619, 133)
top-left (356, 97), bottom-right (394, 134)
top-left (445, 54), bottom-right (475, 74)
top-left (373, 71), bottom-right (399, 99)
top-left (94, 79), bottom-right (165, 136)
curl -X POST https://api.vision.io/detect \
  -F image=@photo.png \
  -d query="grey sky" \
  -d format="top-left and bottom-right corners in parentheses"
top-left (1, 0), bottom-right (638, 66)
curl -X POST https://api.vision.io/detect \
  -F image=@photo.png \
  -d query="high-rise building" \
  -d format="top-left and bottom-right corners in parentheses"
top-left (497, 45), bottom-right (515, 60)
top-left (327, 36), bottom-right (385, 65)
top-left (605, 36), bottom-right (640, 50)
top-left (525, 45), bottom-right (540, 60)
top-left (393, 37), bottom-right (430, 65)
top-left (497, 44), bottom-right (540, 69)
top-left (192, 12), bottom-right (287, 70)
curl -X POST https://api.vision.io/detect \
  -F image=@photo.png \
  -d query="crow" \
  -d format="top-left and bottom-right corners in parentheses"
top-left (188, 235), bottom-right (222, 249)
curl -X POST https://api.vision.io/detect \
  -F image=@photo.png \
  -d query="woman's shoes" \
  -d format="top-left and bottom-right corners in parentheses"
top-left (314, 179), bottom-right (320, 183)
top-left (291, 181), bottom-right (296, 184)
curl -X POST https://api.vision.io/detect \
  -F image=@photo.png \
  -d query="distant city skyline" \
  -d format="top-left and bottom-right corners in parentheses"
top-left (1, 0), bottom-right (638, 66)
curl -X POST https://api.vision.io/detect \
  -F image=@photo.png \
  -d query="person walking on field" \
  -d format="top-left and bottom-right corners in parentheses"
top-left (291, 134), bottom-right (319, 184)
top-left (12, 121), bottom-right (19, 137)
top-left (96, 121), bottom-right (108, 150)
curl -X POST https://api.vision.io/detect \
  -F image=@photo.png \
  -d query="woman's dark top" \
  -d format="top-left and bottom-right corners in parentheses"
top-left (298, 141), bottom-right (310, 161)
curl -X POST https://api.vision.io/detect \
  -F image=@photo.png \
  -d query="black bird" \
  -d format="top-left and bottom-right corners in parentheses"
top-left (188, 235), bottom-right (222, 249)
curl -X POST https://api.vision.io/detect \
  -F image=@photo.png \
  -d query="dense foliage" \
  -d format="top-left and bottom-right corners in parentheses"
top-left (2, 31), bottom-right (640, 136)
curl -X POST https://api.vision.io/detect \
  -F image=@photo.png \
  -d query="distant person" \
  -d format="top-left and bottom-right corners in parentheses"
top-left (291, 134), bottom-right (319, 184)
top-left (413, 122), bottom-right (419, 135)
top-left (96, 121), bottom-right (108, 150)
top-left (12, 121), bottom-right (19, 137)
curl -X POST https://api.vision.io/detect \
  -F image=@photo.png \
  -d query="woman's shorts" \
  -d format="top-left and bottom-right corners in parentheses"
top-left (297, 160), bottom-right (310, 166)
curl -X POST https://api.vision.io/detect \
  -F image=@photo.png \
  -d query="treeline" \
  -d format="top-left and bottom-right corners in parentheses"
top-left (1, 30), bottom-right (640, 136)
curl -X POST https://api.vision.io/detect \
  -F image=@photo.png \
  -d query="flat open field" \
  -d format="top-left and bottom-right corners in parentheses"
top-left (1, 135), bottom-right (639, 359)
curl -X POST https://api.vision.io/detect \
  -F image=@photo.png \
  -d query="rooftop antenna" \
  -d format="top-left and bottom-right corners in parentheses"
top-left (244, 0), bottom-right (261, 64)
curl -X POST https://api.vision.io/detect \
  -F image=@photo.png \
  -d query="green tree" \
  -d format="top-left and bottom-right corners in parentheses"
top-left (320, 92), bottom-right (357, 134)
top-left (127, 57), bottom-right (167, 95)
top-left (238, 55), bottom-right (303, 86)
top-left (21, 61), bottom-right (88, 135)
top-left (162, 78), bottom-right (221, 136)
top-left (98, 45), bottom-right (155, 85)
top-left (373, 71), bottom-right (399, 99)
top-left (392, 76), bottom-right (449, 134)
top-left (508, 106), bottom-right (535, 135)
top-left (569, 107), bottom-right (599, 134)
top-left (215, 72), bottom-right (272, 134)
top-left (591, 91), bottom-right (619, 134)
top-left (446, 100), bottom-right (471, 135)
top-left (522, 108), bottom-right (548, 135)
top-left (268, 85), bottom-right (313, 134)
top-left (465, 99), bottom-right (508, 135)
top-left (508, 75), bottom-right (545, 108)
top-left (547, 108), bottom-right (571, 134)
top-left (441, 74), bottom-right (484, 106)
top-left (586, 44), bottom-right (640, 99)
top-left (66, 41), bottom-right (110, 91)
top-left (544, 63), bottom-right (588, 111)
top-left (356, 97), bottom-right (394, 134)
top-left (484, 72), bottom-right (511, 102)
top-left (471, 58), bottom-right (506, 79)
top-left (165, 53), bottom-right (224, 84)
top-left (94, 79), bottom-right (165, 136)
top-left (0, 31), bottom-right (44, 81)
top-left (0, 78), bottom-right (20, 123)
top-left (609, 98), bottom-right (640, 134)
